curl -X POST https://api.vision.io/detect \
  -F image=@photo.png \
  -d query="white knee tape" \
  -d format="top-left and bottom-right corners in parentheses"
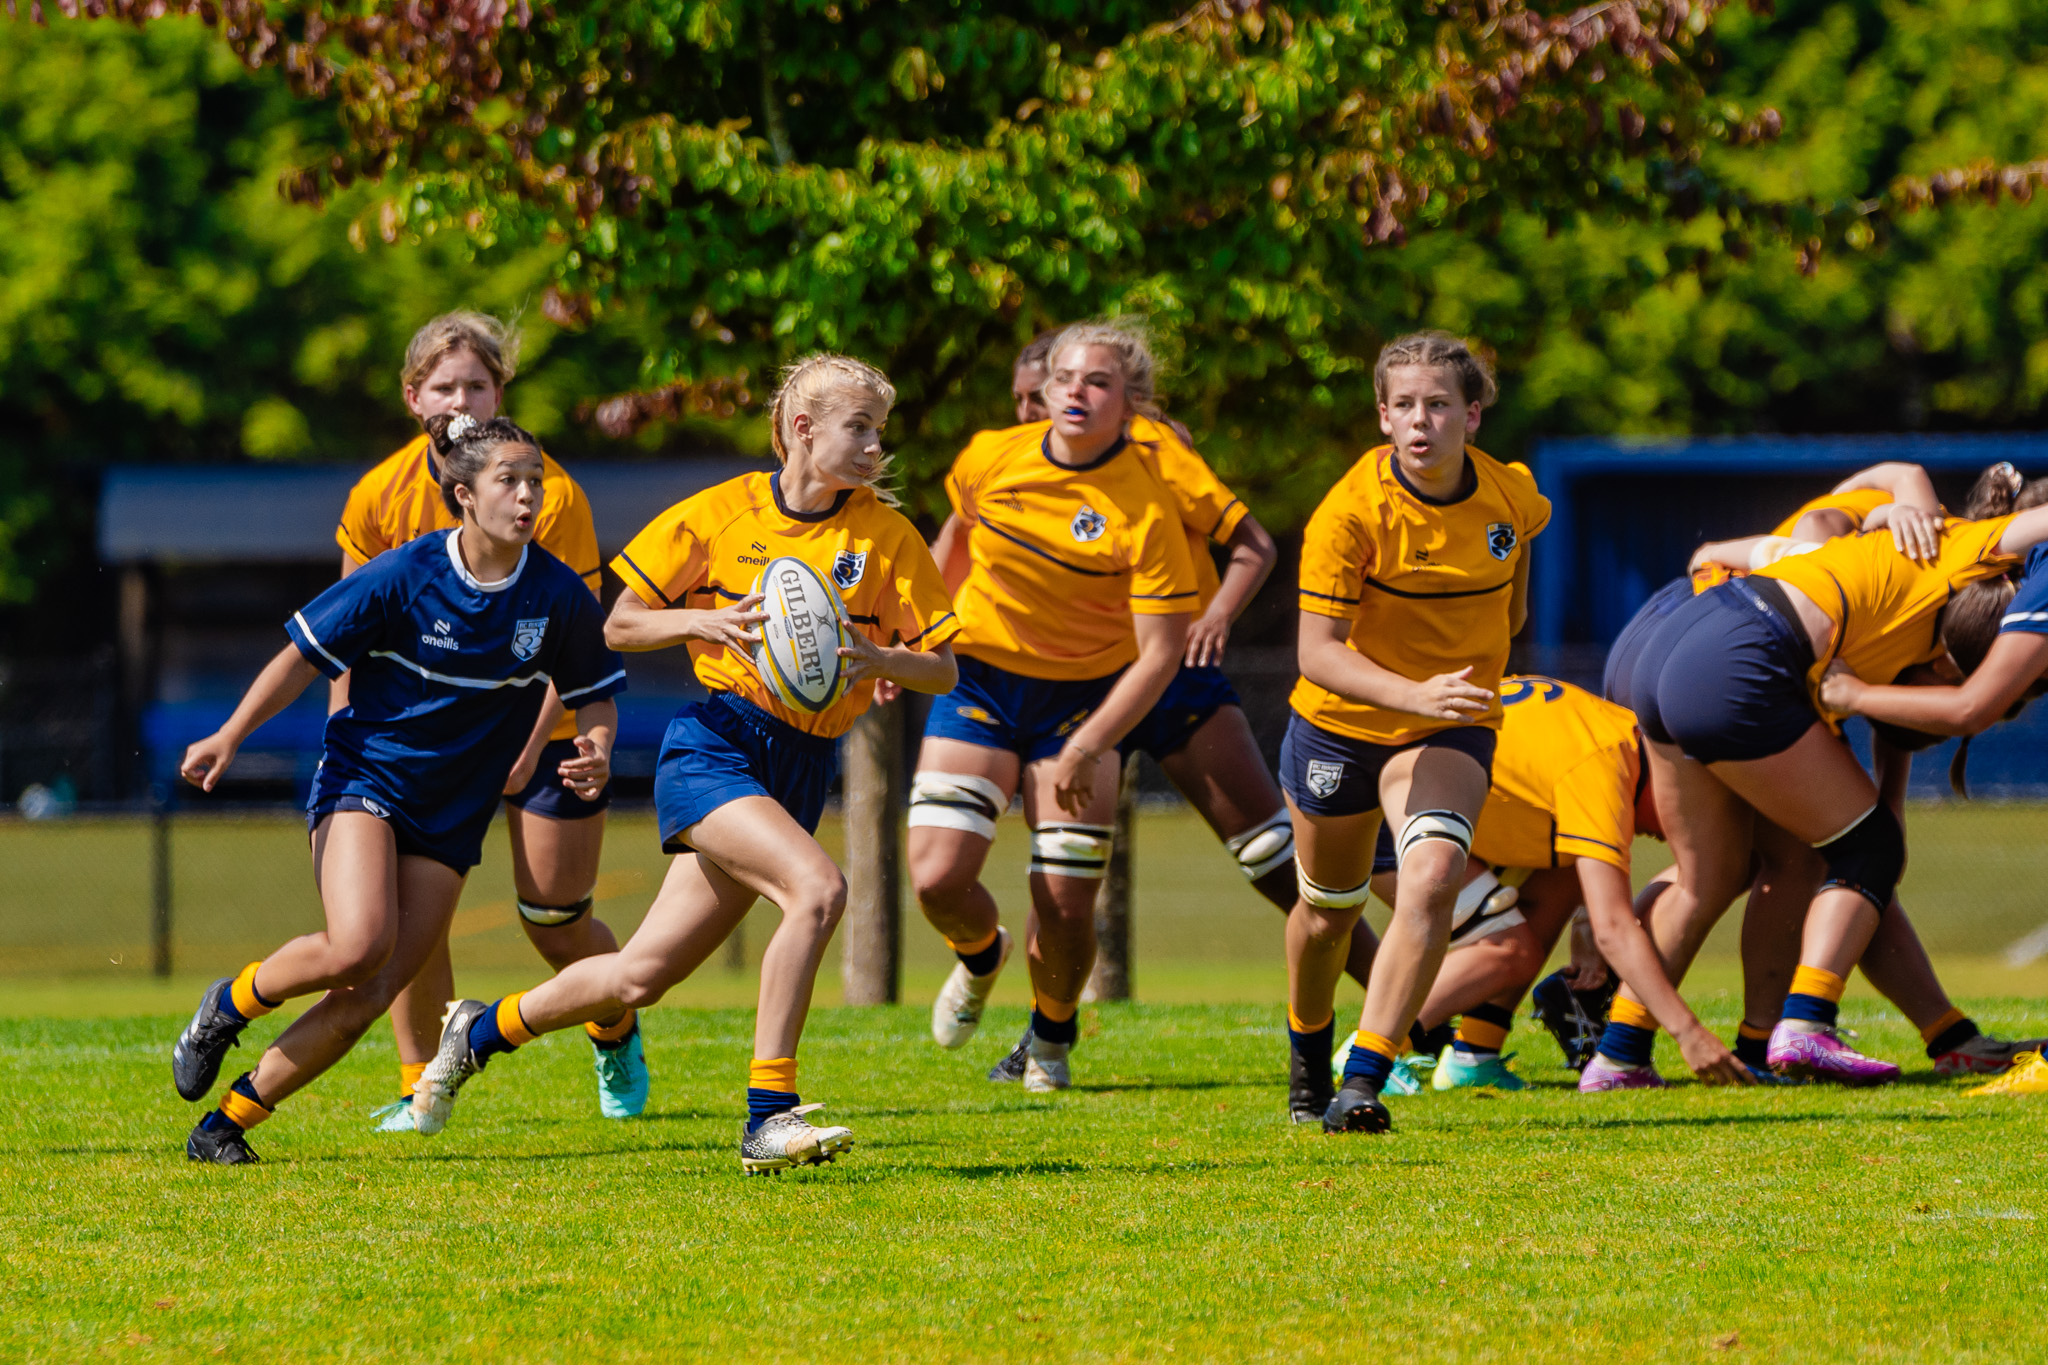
top-left (1224, 810), bottom-right (1294, 882)
top-left (1447, 870), bottom-right (1524, 942)
top-left (907, 772), bottom-right (1008, 840)
top-left (1397, 809), bottom-right (1474, 868)
top-left (1030, 823), bottom-right (1114, 879)
top-left (1295, 857), bottom-right (1371, 910)
top-left (517, 895), bottom-right (592, 928)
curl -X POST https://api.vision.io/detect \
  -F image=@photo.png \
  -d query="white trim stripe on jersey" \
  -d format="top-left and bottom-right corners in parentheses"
top-left (292, 611), bottom-right (349, 674)
top-left (559, 669), bottom-right (628, 704)
top-left (366, 650), bottom-right (552, 690)
top-left (2003, 610), bottom-right (2048, 625)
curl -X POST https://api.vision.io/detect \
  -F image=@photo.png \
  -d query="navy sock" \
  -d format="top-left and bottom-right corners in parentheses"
top-left (1733, 1032), bottom-right (1771, 1069)
top-left (1289, 1016), bottom-right (1335, 1075)
top-left (956, 936), bottom-right (1004, 977)
top-left (199, 1108), bottom-right (241, 1134)
top-left (1596, 1021), bottom-right (1656, 1067)
top-left (591, 1019), bottom-right (638, 1053)
top-left (1341, 1043), bottom-right (1394, 1092)
top-left (1780, 993), bottom-right (1839, 1027)
top-left (746, 1088), bottom-right (798, 1132)
top-left (465, 998), bottom-right (527, 1065)
top-left (1031, 1007), bottom-right (1078, 1046)
top-left (1927, 1017), bottom-right (1980, 1058)
top-left (214, 981), bottom-right (250, 1026)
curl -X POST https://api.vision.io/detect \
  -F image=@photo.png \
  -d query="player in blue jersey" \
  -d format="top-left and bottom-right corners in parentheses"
top-left (169, 412), bottom-right (626, 1164)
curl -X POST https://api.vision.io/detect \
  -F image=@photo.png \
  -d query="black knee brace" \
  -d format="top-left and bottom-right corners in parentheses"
top-left (518, 894), bottom-right (593, 928)
top-left (1813, 804), bottom-right (1904, 911)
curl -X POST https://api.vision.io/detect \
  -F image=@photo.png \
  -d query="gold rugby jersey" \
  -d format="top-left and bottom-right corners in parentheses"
top-left (1471, 677), bottom-right (1643, 873)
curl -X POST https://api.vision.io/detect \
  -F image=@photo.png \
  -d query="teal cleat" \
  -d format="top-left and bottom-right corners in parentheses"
top-left (1431, 1044), bottom-right (1527, 1091)
top-left (370, 1099), bottom-right (418, 1133)
top-left (594, 1023), bottom-right (650, 1119)
top-left (1383, 1055), bottom-right (1426, 1097)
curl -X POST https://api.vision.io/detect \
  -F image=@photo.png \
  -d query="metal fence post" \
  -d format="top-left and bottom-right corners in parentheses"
top-left (1087, 759), bottom-right (1139, 1002)
top-left (150, 785), bottom-right (173, 978)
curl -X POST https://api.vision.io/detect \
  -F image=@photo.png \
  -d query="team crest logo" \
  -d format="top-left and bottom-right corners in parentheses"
top-left (832, 550), bottom-right (868, 591)
top-left (1071, 504), bottom-right (1108, 543)
top-left (1305, 760), bottom-right (1345, 799)
top-left (511, 617), bottom-right (548, 661)
top-left (1486, 522), bottom-right (1518, 561)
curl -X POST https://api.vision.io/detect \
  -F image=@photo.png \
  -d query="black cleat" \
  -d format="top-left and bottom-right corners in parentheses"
top-left (988, 1025), bottom-right (1033, 1083)
top-left (1289, 1043), bottom-right (1334, 1124)
top-left (186, 1117), bottom-right (259, 1165)
top-left (1322, 1077), bottom-right (1391, 1134)
top-left (173, 977), bottom-right (248, 1102)
top-left (1530, 970), bottom-right (1617, 1072)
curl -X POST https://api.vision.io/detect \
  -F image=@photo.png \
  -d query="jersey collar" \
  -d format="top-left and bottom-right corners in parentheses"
top-left (1389, 447), bottom-right (1478, 507)
top-left (770, 471), bottom-right (853, 523)
top-left (445, 528), bottom-right (528, 594)
top-left (1040, 429), bottom-right (1129, 473)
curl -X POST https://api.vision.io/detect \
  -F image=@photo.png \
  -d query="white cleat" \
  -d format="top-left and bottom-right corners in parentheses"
top-left (1023, 1036), bottom-right (1071, 1093)
top-left (739, 1103), bottom-right (855, 1176)
top-left (410, 999), bottom-right (489, 1136)
top-left (930, 926), bottom-right (1011, 1049)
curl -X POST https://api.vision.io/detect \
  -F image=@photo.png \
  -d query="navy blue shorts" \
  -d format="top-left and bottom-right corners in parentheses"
top-left (1603, 577), bottom-right (1694, 714)
top-left (1278, 713), bottom-right (1497, 818)
top-left (503, 736), bottom-right (612, 821)
top-left (654, 692), bottom-right (839, 854)
top-left (1629, 578), bottom-right (1818, 764)
top-left (306, 790), bottom-right (487, 874)
top-left (1119, 664), bottom-right (1240, 760)
top-left (921, 654), bottom-right (1120, 764)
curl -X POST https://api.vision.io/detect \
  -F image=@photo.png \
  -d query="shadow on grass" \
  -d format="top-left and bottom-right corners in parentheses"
top-left (1510, 1109), bottom-right (1967, 1132)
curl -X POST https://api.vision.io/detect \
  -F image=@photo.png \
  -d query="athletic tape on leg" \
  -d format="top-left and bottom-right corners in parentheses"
top-left (1397, 809), bottom-right (1474, 869)
top-left (518, 895), bottom-right (593, 927)
top-left (1296, 857), bottom-right (1371, 909)
top-left (1224, 810), bottom-right (1294, 882)
top-left (907, 772), bottom-right (1008, 840)
top-left (1030, 823), bottom-right (1114, 879)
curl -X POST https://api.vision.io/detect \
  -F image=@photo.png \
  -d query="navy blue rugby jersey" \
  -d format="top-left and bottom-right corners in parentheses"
top-left (2000, 544), bottom-right (2048, 637)
top-left (286, 530), bottom-right (626, 830)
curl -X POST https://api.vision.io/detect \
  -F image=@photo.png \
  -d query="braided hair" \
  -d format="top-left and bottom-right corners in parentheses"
top-left (423, 412), bottom-right (542, 518)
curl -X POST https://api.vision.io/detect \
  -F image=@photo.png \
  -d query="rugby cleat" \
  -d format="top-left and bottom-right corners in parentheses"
top-left (1291, 1042), bottom-right (1335, 1123)
top-left (1321, 1077), bottom-right (1391, 1134)
top-left (988, 1025), bottom-right (1033, 1083)
top-left (186, 1117), bottom-right (259, 1165)
top-left (410, 999), bottom-right (491, 1135)
top-left (172, 977), bottom-right (249, 1102)
top-left (1023, 1036), bottom-right (1071, 1093)
top-left (1932, 1032), bottom-right (2048, 1077)
top-left (1383, 1055), bottom-right (1428, 1097)
top-left (1964, 1050), bottom-right (2048, 1097)
top-left (1744, 1063), bottom-right (1800, 1086)
top-left (593, 1024), bottom-right (651, 1119)
top-left (1432, 1045), bottom-right (1527, 1092)
top-left (370, 1100), bottom-right (418, 1133)
top-left (1577, 1054), bottom-right (1668, 1093)
top-left (1530, 970), bottom-right (1616, 1072)
top-left (1766, 1021), bottom-right (1899, 1086)
top-left (931, 927), bottom-right (1011, 1049)
top-left (739, 1103), bottom-right (854, 1175)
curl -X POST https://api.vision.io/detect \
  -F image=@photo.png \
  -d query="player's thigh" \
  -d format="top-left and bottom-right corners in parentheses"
top-left (1709, 723), bottom-right (1878, 847)
top-left (308, 811), bottom-right (403, 955)
top-left (378, 856), bottom-right (469, 986)
top-left (1288, 795), bottom-right (1382, 892)
top-left (1515, 865), bottom-right (1585, 951)
top-left (1020, 750), bottom-right (1122, 828)
top-left (505, 802), bottom-right (605, 903)
top-left (615, 849), bottom-right (760, 973)
top-left (1648, 739), bottom-right (1755, 906)
top-left (1378, 743), bottom-right (1490, 831)
top-left (1157, 704), bottom-right (1284, 838)
top-left (688, 793), bottom-right (846, 915)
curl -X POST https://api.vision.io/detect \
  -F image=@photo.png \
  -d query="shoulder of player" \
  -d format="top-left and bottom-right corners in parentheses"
top-left (1305, 448), bottom-right (1395, 527)
top-left (349, 435), bottom-right (431, 499)
top-left (954, 422), bottom-right (1046, 479)
top-left (1467, 447), bottom-right (1543, 502)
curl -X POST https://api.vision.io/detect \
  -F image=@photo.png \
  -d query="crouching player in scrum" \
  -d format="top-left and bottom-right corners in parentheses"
top-left (171, 413), bottom-right (624, 1163)
top-left (413, 355), bottom-right (961, 1174)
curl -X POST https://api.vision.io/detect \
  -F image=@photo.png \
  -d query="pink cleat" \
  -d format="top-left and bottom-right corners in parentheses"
top-left (1766, 1021), bottom-right (1899, 1086)
top-left (1578, 1055), bottom-right (1668, 1093)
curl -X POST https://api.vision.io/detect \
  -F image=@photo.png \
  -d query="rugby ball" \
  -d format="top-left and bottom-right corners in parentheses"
top-left (752, 556), bottom-right (851, 713)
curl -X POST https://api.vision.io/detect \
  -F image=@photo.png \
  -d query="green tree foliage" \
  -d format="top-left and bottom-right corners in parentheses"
top-left (0, 15), bottom-right (654, 606)
top-left (51, 0), bottom-right (1789, 527)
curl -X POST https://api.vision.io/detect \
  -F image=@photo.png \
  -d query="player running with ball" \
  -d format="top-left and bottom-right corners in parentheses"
top-left (171, 413), bottom-right (625, 1164)
top-left (412, 355), bottom-right (961, 1175)
top-left (1281, 332), bottom-right (1550, 1134)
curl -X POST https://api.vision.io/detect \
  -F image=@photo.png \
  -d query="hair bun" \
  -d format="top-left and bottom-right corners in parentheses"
top-left (446, 413), bottom-right (480, 442)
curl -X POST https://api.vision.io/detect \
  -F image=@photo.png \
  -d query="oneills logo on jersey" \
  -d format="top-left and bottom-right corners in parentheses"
top-left (1486, 522), bottom-right (1518, 561)
top-left (511, 618), bottom-right (548, 661)
top-left (832, 549), bottom-right (868, 591)
top-left (1071, 504), bottom-right (1108, 543)
top-left (1305, 760), bottom-right (1344, 799)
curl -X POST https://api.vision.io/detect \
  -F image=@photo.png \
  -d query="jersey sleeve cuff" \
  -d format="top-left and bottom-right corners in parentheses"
top-left (904, 612), bottom-right (962, 649)
top-left (1130, 590), bottom-right (1199, 615)
top-left (610, 552), bottom-right (673, 606)
top-left (1208, 498), bottom-right (1249, 544)
top-left (1298, 589), bottom-right (1359, 619)
top-left (558, 668), bottom-right (629, 707)
top-left (1553, 834), bottom-right (1627, 869)
top-left (286, 612), bottom-right (348, 680)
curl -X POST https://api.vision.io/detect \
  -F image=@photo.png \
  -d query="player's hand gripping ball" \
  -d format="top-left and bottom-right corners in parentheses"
top-left (752, 556), bottom-right (851, 713)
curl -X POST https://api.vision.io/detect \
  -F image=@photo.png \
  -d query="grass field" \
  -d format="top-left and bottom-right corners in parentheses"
top-left (7, 807), bottom-right (2048, 1361)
